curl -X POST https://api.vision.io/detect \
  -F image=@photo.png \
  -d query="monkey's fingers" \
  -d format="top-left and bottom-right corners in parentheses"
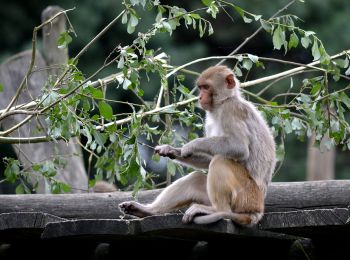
top-left (154, 145), bottom-right (177, 159)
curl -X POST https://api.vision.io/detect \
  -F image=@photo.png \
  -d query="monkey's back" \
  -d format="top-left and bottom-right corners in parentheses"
top-left (241, 99), bottom-right (276, 194)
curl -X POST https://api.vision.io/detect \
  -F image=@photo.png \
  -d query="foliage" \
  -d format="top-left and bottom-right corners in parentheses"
top-left (0, 0), bottom-right (350, 193)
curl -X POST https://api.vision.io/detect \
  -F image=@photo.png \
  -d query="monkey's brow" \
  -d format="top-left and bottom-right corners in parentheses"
top-left (197, 84), bottom-right (209, 89)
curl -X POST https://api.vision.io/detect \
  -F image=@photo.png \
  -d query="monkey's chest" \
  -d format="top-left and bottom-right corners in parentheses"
top-left (205, 121), bottom-right (225, 137)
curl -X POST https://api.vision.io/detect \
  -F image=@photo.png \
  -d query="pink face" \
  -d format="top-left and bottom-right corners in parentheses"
top-left (197, 84), bottom-right (212, 110)
top-left (196, 73), bottom-right (236, 111)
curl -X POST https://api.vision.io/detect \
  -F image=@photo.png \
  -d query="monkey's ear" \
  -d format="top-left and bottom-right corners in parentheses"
top-left (226, 74), bottom-right (236, 89)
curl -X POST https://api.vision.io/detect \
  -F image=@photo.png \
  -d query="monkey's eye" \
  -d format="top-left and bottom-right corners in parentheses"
top-left (198, 84), bottom-right (210, 91)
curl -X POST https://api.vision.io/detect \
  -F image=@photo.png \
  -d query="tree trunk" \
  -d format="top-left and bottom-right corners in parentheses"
top-left (0, 6), bottom-right (87, 193)
top-left (307, 132), bottom-right (335, 180)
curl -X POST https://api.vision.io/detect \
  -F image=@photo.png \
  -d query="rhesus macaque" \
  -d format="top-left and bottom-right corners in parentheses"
top-left (119, 65), bottom-right (276, 226)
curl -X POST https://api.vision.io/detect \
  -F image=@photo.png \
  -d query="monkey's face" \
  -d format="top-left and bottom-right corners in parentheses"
top-left (197, 84), bottom-right (213, 111)
top-left (196, 66), bottom-right (239, 111)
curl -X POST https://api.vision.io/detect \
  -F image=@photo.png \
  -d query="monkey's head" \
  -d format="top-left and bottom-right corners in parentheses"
top-left (196, 65), bottom-right (240, 111)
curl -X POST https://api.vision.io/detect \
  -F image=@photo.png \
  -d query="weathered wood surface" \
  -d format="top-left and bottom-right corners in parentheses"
top-left (0, 6), bottom-right (87, 193)
top-left (260, 208), bottom-right (350, 237)
top-left (0, 212), bottom-right (64, 231)
top-left (0, 180), bottom-right (349, 219)
top-left (40, 214), bottom-right (297, 241)
top-left (41, 6), bottom-right (68, 77)
top-left (0, 208), bottom-right (348, 242)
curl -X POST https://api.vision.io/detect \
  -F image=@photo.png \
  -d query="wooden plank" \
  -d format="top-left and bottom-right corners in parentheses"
top-left (0, 212), bottom-right (64, 230)
top-left (41, 213), bottom-right (297, 242)
top-left (259, 208), bottom-right (350, 238)
top-left (0, 180), bottom-right (350, 219)
top-left (0, 212), bottom-right (65, 242)
top-left (265, 180), bottom-right (350, 212)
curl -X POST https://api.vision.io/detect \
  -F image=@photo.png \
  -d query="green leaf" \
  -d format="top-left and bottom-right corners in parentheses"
top-left (253, 14), bottom-right (262, 21)
top-left (234, 6), bottom-right (244, 17)
top-left (89, 179), bottom-right (96, 188)
top-left (310, 82), bottom-right (321, 96)
top-left (57, 32), bottom-right (72, 49)
top-left (190, 13), bottom-right (201, 19)
top-left (243, 16), bottom-right (253, 23)
top-left (198, 20), bottom-right (204, 38)
top-left (92, 130), bottom-right (107, 147)
top-left (201, 0), bottom-right (212, 6)
top-left (242, 59), bottom-right (253, 70)
top-left (60, 182), bottom-right (71, 193)
top-left (122, 12), bottom-right (128, 24)
top-left (137, 88), bottom-right (144, 97)
top-left (301, 37), bottom-right (310, 48)
top-left (272, 116), bottom-right (280, 125)
top-left (234, 66), bottom-right (242, 77)
top-left (129, 14), bottom-right (139, 27)
top-left (156, 11), bottom-right (163, 22)
top-left (208, 23), bottom-right (214, 35)
top-left (152, 153), bottom-right (160, 162)
top-left (345, 66), bottom-right (350, 76)
top-left (16, 184), bottom-right (25, 194)
top-left (288, 32), bottom-right (299, 49)
top-left (276, 142), bottom-right (285, 162)
top-left (272, 26), bottom-right (285, 50)
top-left (122, 78), bottom-right (132, 89)
top-left (311, 39), bottom-right (321, 61)
top-left (117, 57), bottom-right (125, 69)
top-left (98, 101), bottom-right (113, 120)
top-left (247, 54), bottom-right (259, 63)
top-left (304, 31), bottom-right (315, 37)
top-left (260, 20), bottom-right (272, 32)
top-left (0, 83), bottom-right (4, 92)
top-left (167, 160), bottom-right (177, 176)
top-left (162, 22), bottom-right (172, 34)
top-left (297, 93), bottom-right (311, 103)
top-left (291, 118), bottom-right (302, 130)
top-left (339, 92), bottom-right (350, 108)
top-left (91, 89), bottom-right (103, 99)
top-left (4, 159), bottom-right (20, 183)
top-left (284, 119), bottom-right (293, 134)
top-left (127, 20), bottom-right (136, 34)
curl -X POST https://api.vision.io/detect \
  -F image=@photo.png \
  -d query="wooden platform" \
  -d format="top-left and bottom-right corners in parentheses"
top-left (1, 180), bottom-right (350, 259)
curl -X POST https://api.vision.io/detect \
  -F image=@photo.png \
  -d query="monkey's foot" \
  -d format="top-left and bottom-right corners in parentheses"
top-left (118, 201), bottom-right (153, 218)
top-left (182, 204), bottom-right (215, 224)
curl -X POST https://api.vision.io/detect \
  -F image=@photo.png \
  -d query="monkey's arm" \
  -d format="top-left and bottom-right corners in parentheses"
top-left (181, 135), bottom-right (249, 161)
top-left (155, 144), bottom-right (212, 169)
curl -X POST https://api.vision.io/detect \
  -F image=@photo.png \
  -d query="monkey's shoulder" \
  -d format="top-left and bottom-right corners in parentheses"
top-left (224, 98), bottom-right (250, 119)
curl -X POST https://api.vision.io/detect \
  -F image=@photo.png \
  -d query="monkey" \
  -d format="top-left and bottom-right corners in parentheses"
top-left (93, 180), bottom-right (117, 193)
top-left (119, 65), bottom-right (276, 226)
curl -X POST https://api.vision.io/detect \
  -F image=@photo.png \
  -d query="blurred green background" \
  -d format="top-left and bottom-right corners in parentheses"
top-left (0, 0), bottom-right (349, 185)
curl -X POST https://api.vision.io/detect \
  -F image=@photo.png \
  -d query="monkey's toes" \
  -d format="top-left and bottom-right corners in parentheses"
top-left (182, 212), bottom-right (195, 224)
top-left (118, 201), bottom-right (137, 214)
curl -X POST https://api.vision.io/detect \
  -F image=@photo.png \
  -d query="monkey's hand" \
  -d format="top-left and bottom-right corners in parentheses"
top-left (154, 145), bottom-right (181, 159)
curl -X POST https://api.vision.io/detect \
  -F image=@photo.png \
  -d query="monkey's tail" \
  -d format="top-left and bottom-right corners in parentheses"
top-left (193, 212), bottom-right (263, 226)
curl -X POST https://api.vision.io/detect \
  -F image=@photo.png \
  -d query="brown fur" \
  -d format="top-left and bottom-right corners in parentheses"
top-left (208, 155), bottom-right (264, 214)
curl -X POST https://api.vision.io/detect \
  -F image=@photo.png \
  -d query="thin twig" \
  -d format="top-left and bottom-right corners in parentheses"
top-left (1, 50), bottom-right (349, 138)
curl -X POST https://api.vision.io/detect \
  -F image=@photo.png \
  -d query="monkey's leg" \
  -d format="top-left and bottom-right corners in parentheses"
top-left (191, 155), bottom-right (264, 226)
top-left (182, 155), bottom-right (234, 223)
top-left (119, 171), bottom-right (210, 218)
